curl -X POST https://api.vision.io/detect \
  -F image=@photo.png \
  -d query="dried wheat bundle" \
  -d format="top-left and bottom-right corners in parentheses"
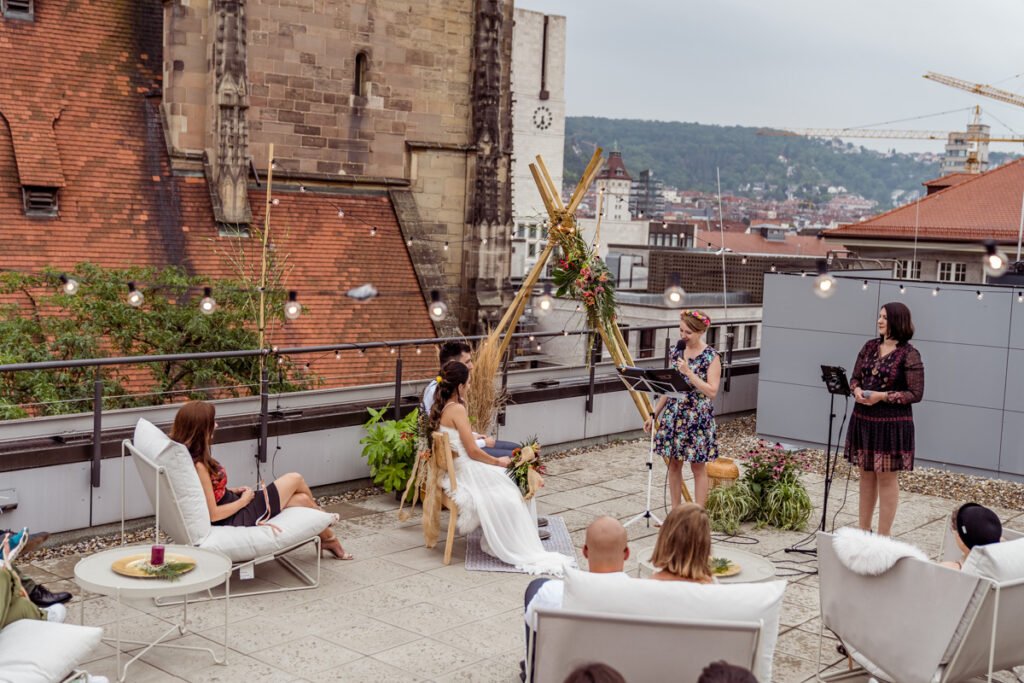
top-left (466, 331), bottom-right (508, 435)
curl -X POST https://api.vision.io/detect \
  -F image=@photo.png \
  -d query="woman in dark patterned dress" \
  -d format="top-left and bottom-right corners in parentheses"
top-left (644, 310), bottom-right (721, 509)
top-left (845, 302), bottom-right (924, 536)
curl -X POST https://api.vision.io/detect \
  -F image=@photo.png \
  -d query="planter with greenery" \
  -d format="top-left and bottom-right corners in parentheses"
top-left (706, 440), bottom-right (813, 533)
top-left (359, 405), bottom-right (420, 499)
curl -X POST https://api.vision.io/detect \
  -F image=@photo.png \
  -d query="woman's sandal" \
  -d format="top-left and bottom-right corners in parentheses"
top-left (321, 535), bottom-right (354, 560)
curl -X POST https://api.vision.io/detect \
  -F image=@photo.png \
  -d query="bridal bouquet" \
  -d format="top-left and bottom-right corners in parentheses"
top-left (506, 437), bottom-right (546, 500)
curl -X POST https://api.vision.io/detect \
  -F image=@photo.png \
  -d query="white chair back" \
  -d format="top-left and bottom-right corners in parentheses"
top-left (529, 608), bottom-right (759, 683)
top-left (127, 439), bottom-right (196, 546)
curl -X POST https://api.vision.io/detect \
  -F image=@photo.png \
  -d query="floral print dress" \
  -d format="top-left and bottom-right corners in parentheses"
top-left (653, 345), bottom-right (719, 463)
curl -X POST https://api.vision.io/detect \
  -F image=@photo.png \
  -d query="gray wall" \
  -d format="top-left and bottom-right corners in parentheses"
top-left (757, 272), bottom-right (1024, 481)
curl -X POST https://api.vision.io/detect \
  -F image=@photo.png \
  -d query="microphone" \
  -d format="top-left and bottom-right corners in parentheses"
top-left (674, 339), bottom-right (685, 354)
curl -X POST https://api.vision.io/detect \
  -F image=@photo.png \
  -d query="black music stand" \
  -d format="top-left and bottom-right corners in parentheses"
top-left (617, 367), bottom-right (694, 528)
top-left (785, 365), bottom-right (851, 557)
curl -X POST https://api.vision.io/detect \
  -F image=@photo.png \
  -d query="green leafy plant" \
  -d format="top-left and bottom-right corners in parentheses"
top-left (360, 405), bottom-right (420, 496)
top-left (141, 561), bottom-right (195, 581)
top-left (551, 232), bottom-right (617, 329)
top-left (706, 480), bottom-right (759, 535)
top-left (760, 478), bottom-right (813, 531)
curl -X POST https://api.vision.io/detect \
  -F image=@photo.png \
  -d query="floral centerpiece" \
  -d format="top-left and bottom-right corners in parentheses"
top-left (706, 440), bottom-right (814, 533)
top-left (506, 438), bottom-right (546, 499)
top-left (551, 232), bottom-right (617, 328)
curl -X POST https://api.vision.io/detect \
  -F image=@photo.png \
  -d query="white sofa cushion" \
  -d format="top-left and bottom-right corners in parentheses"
top-left (562, 568), bottom-right (786, 682)
top-left (134, 418), bottom-right (212, 545)
top-left (0, 619), bottom-right (102, 683)
top-left (962, 536), bottom-right (1024, 583)
top-left (200, 506), bottom-right (335, 563)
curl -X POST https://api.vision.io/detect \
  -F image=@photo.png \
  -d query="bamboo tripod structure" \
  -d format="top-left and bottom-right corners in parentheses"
top-left (489, 148), bottom-right (692, 503)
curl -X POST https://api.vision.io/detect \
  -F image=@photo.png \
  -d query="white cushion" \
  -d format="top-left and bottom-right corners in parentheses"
top-left (133, 419), bottom-right (211, 545)
top-left (562, 568), bottom-right (786, 682)
top-left (0, 619), bottom-right (102, 683)
top-left (200, 506), bottom-right (334, 563)
top-left (962, 537), bottom-right (1024, 583)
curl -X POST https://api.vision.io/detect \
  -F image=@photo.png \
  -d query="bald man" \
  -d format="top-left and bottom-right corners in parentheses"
top-left (520, 517), bottom-right (631, 680)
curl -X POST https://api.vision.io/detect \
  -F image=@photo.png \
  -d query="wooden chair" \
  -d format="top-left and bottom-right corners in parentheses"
top-left (431, 431), bottom-right (460, 565)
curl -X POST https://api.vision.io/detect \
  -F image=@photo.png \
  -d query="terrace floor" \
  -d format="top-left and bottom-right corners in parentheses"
top-left (18, 438), bottom-right (1024, 682)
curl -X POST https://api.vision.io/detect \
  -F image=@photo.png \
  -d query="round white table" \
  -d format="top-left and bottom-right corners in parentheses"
top-left (74, 544), bottom-right (231, 682)
top-left (639, 544), bottom-right (777, 584)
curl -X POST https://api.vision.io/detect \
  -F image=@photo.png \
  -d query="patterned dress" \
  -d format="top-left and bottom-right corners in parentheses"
top-left (653, 345), bottom-right (719, 463)
top-left (844, 338), bottom-right (925, 472)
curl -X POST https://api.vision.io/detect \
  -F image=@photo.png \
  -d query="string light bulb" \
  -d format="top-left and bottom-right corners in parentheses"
top-left (428, 290), bottom-right (448, 321)
top-left (812, 260), bottom-right (836, 299)
top-left (271, 198), bottom-right (280, 206)
top-left (861, 280), bottom-right (868, 291)
top-left (977, 290), bottom-right (984, 301)
top-left (337, 208), bottom-right (345, 218)
top-left (769, 263), bottom-right (777, 273)
top-left (415, 347), bottom-right (422, 355)
top-left (443, 241), bottom-right (449, 251)
top-left (741, 256), bottom-right (748, 265)
top-left (199, 286), bottom-right (217, 315)
top-left (983, 240), bottom-right (1009, 277)
top-left (932, 287), bottom-right (940, 297)
top-left (406, 238), bottom-right (413, 247)
top-left (1018, 292), bottom-right (1023, 303)
top-left (59, 274), bottom-right (79, 295)
top-left (536, 283), bottom-right (554, 315)
top-left (535, 343), bottom-right (542, 352)
top-left (529, 335), bottom-right (535, 342)
top-left (126, 282), bottom-right (144, 307)
top-left (370, 226), bottom-right (377, 237)
top-left (284, 291), bottom-right (302, 320)
top-left (335, 350), bottom-right (341, 360)
top-left (899, 284), bottom-right (905, 294)
top-left (662, 273), bottom-right (685, 308)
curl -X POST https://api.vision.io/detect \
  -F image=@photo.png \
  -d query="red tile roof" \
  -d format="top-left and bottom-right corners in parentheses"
top-left (830, 159), bottom-right (1024, 243)
top-left (597, 151), bottom-right (632, 181)
top-left (0, 1), bottom-right (438, 387)
top-left (923, 172), bottom-right (973, 192)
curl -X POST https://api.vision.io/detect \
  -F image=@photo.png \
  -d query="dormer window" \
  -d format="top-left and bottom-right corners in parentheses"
top-left (22, 186), bottom-right (58, 217)
top-left (2, 0), bottom-right (33, 19)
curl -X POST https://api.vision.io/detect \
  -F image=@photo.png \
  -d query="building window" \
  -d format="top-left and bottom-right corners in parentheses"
top-left (670, 234), bottom-right (679, 248)
top-left (648, 234), bottom-right (656, 246)
top-left (354, 51), bottom-right (368, 97)
top-left (528, 243), bottom-right (537, 258)
top-left (726, 325), bottom-right (738, 351)
top-left (937, 261), bottom-right (967, 282)
top-left (894, 259), bottom-right (921, 280)
top-left (2, 0), bottom-right (33, 19)
top-left (706, 326), bottom-right (719, 350)
top-left (744, 324), bottom-right (758, 349)
top-left (22, 186), bottom-right (58, 217)
top-left (639, 328), bottom-right (656, 359)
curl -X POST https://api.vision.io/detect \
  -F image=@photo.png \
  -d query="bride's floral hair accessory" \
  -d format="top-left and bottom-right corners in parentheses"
top-left (683, 310), bottom-right (710, 326)
top-left (436, 375), bottom-right (444, 384)
top-left (681, 309), bottom-right (711, 333)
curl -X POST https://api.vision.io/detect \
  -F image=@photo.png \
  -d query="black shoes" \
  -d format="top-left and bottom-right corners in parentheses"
top-left (29, 584), bottom-right (72, 608)
top-left (537, 517), bottom-right (549, 528)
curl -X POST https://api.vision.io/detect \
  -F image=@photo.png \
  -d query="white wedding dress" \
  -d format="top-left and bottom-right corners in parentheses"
top-left (440, 426), bottom-right (575, 576)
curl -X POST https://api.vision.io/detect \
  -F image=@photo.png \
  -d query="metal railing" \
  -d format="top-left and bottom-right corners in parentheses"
top-left (0, 320), bottom-right (761, 487)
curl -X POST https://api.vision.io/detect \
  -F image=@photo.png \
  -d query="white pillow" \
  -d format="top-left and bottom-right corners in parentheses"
top-left (562, 568), bottom-right (786, 682)
top-left (134, 419), bottom-right (212, 545)
top-left (0, 620), bottom-right (102, 683)
top-left (962, 537), bottom-right (1024, 583)
top-left (200, 506), bottom-right (335, 563)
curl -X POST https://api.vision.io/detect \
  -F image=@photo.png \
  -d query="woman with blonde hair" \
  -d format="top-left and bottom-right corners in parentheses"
top-left (649, 503), bottom-right (714, 584)
top-left (644, 309), bottom-right (721, 508)
top-left (170, 401), bottom-right (352, 559)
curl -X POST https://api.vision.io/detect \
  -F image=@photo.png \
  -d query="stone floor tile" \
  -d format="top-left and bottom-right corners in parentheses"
top-left (187, 654), bottom-right (296, 683)
top-left (425, 584), bottom-right (521, 622)
top-left (330, 556), bottom-right (420, 586)
top-left (537, 485), bottom-right (626, 510)
top-left (577, 493), bottom-right (649, 520)
top-left (375, 601), bottom-right (469, 636)
top-left (30, 553), bottom-right (85, 580)
top-left (532, 474), bottom-right (586, 494)
top-left (385, 544), bottom-right (461, 572)
top-left (337, 531), bottom-right (424, 560)
top-left (425, 563), bottom-right (507, 590)
top-left (354, 492), bottom-right (405, 512)
top-left (432, 608), bottom-right (524, 658)
top-left (249, 635), bottom-right (362, 677)
top-left (322, 500), bottom-right (377, 520)
top-left (134, 633), bottom-right (229, 677)
top-left (200, 610), bottom-right (311, 655)
top-left (375, 570), bottom-right (462, 601)
top-left (436, 650), bottom-right (523, 682)
top-left (771, 651), bottom-right (821, 683)
top-left (318, 655), bottom-right (429, 682)
top-left (335, 584), bottom-right (420, 617)
top-left (371, 637), bottom-right (481, 679)
top-left (315, 613), bottom-right (422, 655)
top-left (78, 654), bottom-right (186, 682)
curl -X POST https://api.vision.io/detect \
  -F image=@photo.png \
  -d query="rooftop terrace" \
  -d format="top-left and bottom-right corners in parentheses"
top-left (17, 418), bottom-right (1024, 682)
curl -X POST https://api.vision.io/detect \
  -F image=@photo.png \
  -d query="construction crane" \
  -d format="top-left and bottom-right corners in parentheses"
top-left (758, 127), bottom-right (1024, 144)
top-left (924, 72), bottom-right (1024, 110)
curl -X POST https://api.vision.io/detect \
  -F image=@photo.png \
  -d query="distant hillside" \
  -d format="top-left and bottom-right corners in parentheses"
top-left (564, 117), bottom-right (1019, 207)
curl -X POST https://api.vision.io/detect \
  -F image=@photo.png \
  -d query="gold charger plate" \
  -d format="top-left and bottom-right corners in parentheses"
top-left (712, 559), bottom-right (742, 578)
top-left (111, 553), bottom-right (197, 579)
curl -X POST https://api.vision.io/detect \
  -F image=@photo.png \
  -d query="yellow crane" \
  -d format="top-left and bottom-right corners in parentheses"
top-left (924, 72), bottom-right (1024, 110)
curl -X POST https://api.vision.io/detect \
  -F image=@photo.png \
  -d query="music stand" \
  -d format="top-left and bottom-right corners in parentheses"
top-left (785, 365), bottom-right (851, 557)
top-left (616, 367), bottom-right (694, 528)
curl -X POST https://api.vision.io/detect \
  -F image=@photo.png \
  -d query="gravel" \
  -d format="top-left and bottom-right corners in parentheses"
top-left (22, 413), bottom-right (1022, 561)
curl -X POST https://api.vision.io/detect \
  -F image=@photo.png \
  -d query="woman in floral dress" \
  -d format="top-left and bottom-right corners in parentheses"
top-left (845, 302), bottom-right (924, 536)
top-left (644, 310), bottom-right (721, 509)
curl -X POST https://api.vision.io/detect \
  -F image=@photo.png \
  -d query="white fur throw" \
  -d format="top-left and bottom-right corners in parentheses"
top-left (833, 527), bottom-right (928, 575)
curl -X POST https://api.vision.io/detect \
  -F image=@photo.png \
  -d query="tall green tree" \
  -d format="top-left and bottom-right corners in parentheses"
top-left (0, 263), bottom-right (313, 418)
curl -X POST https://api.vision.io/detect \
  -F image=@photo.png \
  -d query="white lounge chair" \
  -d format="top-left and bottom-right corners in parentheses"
top-left (817, 530), bottom-right (1024, 683)
top-left (123, 419), bottom-right (336, 603)
top-left (528, 608), bottom-right (760, 682)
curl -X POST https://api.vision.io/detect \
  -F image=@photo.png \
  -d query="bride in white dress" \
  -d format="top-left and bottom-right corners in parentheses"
top-left (432, 361), bottom-right (576, 576)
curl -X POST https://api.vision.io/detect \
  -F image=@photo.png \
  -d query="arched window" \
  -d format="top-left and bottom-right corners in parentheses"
top-left (354, 52), bottom-right (368, 97)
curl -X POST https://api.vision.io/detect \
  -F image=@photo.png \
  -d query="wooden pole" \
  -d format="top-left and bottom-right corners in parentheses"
top-left (536, 156), bottom-right (564, 210)
top-left (257, 143), bottom-right (275, 376)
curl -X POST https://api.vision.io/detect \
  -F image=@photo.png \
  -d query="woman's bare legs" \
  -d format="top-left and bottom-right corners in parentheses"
top-left (667, 459), bottom-right (684, 510)
top-left (275, 473), bottom-right (351, 558)
top-left (876, 472), bottom-right (900, 536)
top-left (858, 469), bottom-right (877, 532)
top-left (691, 462), bottom-right (708, 507)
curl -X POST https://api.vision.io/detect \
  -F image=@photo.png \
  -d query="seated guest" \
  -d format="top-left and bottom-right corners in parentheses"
top-left (423, 341), bottom-right (518, 458)
top-left (1, 534), bottom-right (66, 625)
top-left (698, 661), bottom-right (759, 683)
top-left (648, 503), bottom-right (715, 584)
top-left (563, 663), bottom-right (626, 683)
top-left (0, 528), bottom-right (72, 607)
top-left (940, 502), bottom-right (1003, 570)
top-left (521, 516), bottom-right (630, 681)
top-left (171, 401), bottom-right (352, 560)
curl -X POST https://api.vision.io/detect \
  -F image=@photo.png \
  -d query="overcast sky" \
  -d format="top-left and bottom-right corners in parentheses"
top-left (515, 0), bottom-right (1024, 152)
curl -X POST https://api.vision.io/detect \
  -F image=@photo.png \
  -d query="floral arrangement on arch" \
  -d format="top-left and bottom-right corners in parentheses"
top-left (506, 438), bottom-right (546, 500)
top-left (551, 232), bottom-right (617, 328)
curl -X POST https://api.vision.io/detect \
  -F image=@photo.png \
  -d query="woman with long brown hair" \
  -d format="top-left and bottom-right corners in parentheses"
top-left (648, 503), bottom-right (714, 584)
top-left (845, 302), bottom-right (924, 536)
top-left (170, 401), bottom-right (352, 559)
